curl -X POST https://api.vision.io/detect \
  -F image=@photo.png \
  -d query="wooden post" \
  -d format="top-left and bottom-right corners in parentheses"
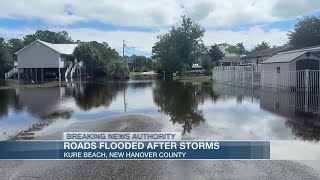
top-left (58, 67), bottom-right (61, 84)
top-left (17, 68), bottom-right (20, 82)
top-left (274, 71), bottom-right (277, 90)
top-left (30, 68), bottom-right (33, 82)
top-left (261, 70), bottom-right (264, 89)
top-left (305, 69), bottom-right (309, 92)
top-left (79, 67), bottom-right (82, 83)
top-left (35, 68), bottom-right (38, 84)
top-left (251, 70), bottom-right (254, 87)
top-left (41, 68), bottom-right (44, 84)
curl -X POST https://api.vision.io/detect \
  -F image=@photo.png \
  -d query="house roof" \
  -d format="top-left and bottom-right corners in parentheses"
top-left (15, 40), bottom-right (78, 55)
top-left (277, 44), bottom-right (320, 54)
top-left (244, 45), bottom-right (291, 59)
top-left (261, 51), bottom-right (308, 64)
top-left (219, 56), bottom-right (241, 63)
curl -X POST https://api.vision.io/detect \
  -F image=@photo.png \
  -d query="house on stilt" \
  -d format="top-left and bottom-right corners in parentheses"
top-left (5, 40), bottom-right (82, 82)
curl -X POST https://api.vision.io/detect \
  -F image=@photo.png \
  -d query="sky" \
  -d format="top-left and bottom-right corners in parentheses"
top-left (0, 0), bottom-right (320, 56)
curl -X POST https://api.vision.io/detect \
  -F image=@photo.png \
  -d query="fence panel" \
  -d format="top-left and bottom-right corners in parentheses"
top-left (212, 66), bottom-right (320, 92)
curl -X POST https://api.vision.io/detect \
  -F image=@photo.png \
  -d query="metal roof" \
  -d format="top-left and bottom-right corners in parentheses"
top-left (219, 56), bottom-right (241, 63)
top-left (244, 45), bottom-right (291, 59)
top-left (261, 51), bottom-right (307, 64)
top-left (39, 40), bottom-right (78, 55)
top-left (15, 40), bottom-right (78, 55)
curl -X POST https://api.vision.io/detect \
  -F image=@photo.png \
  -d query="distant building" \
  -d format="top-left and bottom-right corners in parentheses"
top-left (241, 45), bottom-right (291, 65)
top-left (206, 44), bottom-right (241, 66)
top-left (126, 57), bottom-right (134, 71)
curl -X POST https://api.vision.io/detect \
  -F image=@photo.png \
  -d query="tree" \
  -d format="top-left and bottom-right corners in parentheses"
top-left (105, 59), bottom-right (129, 79)
top-left (226, 43), bottom-right (247, 56)
top-left (208, 44), bottom-right (224, 65)
top-left (0, 38), bottom-right (14, 78)
top-left (23, 30), bottom-right (73, 45)
top-left (200, 54), bottom-right (212, 74)
top-left (74, 41), bottom-right (127, 79)
top-left (74, 42), bottom-right (99, 76)
top-left (288, 16), bottom-right (320, 48)
top-left (235, 43), bottom-right (247, 56)
top-left (8, 38), bottom-right (25, 55)
top-left (152, 16), bottom-right (206, 75)
top-left (252, 41), bottom-right (270, 52)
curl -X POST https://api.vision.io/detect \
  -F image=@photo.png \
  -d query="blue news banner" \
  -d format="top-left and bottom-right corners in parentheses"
top-left (0, 141), bottom-right (270, 160)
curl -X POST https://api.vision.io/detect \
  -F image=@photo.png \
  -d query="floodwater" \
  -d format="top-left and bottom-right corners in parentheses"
top-left (0, 79), bottom-right (320, 149)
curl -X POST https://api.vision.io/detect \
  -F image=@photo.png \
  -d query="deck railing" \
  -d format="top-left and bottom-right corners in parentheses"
top-left (212, 66), bottom-right (320, 92)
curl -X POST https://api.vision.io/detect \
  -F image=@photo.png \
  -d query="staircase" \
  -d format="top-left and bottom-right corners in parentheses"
top-left (70, 63), bottom-right (78, 78)
top-left (5, 67), bottom-right (18, 79)
top-left (65, 62), bottom-right (73, 78)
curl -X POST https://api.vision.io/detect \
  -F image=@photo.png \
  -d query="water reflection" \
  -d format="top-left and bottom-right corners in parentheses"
top-left (153, 81), bottom-right (218, 134)
top-left (212, 85), bottom-right (320, 142)
top-left (0, 80), bottom-right (319, 142)
top-left (74, 82), bottom-right (127, 110)
top-left (0, 89), bottom-right (21, 119)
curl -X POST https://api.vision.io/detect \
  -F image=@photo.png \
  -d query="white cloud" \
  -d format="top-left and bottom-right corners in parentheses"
top-left (0, 26), bottom-right (288, 54)
top-left (0, 0), bottom-right (319, 27)
top-left (204, 26), bottom-right (288, 49)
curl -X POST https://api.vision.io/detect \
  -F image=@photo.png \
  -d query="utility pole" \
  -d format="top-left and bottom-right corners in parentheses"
top-left (122, 40), bottom-right (127, 112)
top-left (123, 40), bottom-right (125, 57)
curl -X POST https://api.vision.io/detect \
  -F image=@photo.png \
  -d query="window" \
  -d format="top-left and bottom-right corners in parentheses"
top-left (277, 67), bottom-right (280, 73)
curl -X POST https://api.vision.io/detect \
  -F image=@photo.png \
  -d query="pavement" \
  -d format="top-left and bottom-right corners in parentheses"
top-left (0, 114), bottom-right (320, 180)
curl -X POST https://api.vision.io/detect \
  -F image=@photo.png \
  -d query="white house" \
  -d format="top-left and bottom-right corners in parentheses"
top-left (261, 51), bottom-right (320, 89)
top-left (5, 40), bottom-right (81, 82)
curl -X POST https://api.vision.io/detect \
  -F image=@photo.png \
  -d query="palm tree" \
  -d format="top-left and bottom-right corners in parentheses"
top-left (105, 59), bottom-right (130, 79)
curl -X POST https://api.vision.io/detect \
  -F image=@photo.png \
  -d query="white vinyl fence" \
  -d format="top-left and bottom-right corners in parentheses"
top-left (212, 66), bottom-right (320, 92)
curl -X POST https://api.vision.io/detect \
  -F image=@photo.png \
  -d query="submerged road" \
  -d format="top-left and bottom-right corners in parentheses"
top-left (0, 115), bottom-right (320, 180)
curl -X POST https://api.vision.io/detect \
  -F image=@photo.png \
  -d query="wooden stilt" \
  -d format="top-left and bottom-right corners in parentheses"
top-left (58, 67), bottom-right (61, 84)
top-left (35, 68), bottom-right (38, 84)
top-left (41, 68), bottom-right (44, 84)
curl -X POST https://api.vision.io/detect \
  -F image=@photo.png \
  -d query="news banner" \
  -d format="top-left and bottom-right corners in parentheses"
top-left (0, 132), bottom-right (270, 160)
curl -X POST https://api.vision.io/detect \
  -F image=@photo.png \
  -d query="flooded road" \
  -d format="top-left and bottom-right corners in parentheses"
top-left (1, 79), bottom-right (319, 143)
top-left (1, 79), bottom-right (320, 179)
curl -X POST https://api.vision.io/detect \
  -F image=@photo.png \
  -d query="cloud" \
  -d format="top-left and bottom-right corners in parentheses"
top-left (204, 26), bottom-right (288, 49)
top-left (271, 0), bottom-right (320, 19)
top-left (0, 0), bottom-right (319, 27)
top-left (0, 26), bottom-right (289, 55)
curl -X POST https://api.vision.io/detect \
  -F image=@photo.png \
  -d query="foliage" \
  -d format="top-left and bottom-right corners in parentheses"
top-left (129, 55), bottom-right (153, 71)
top-left (252, 41), bottom-right (270, 52)
top-left (74, 41), bottom-right (122, 78)
top-left (235, 43), bottom-right (247, 56)
top-left (73, 42), bottom-right (99, 76)
top-left (208, 44), bottom-right (224, 65)
top-left (104, 59), bottom-right (130, 79)
top-left (152, 16), bottom-right (206, 75)
top-left (288, 16), bottom-right (320, 48)
top-left (200, 54), bottom-right (212, 74)
top-left (0, 38), bottom-right (14, 78)
top-left (23, 30), bottom-right (73, 44)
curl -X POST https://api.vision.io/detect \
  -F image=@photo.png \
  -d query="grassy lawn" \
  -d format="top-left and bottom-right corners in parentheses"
top-left (130, 71), bottom-right (143, 76)
top-left (177, 75), bottom-right (212, 82)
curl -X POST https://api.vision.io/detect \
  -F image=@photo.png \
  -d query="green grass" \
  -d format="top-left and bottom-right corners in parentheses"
top-left (0, 80), bottom-right (88, 90)
top-left (130, 71), bottom-right (143, 76)
top-left (177, 75), bottom-right (212, 82)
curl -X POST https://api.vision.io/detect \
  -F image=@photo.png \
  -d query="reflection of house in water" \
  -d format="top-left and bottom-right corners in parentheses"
top-left (16, 85), bottom-right (81, 119)
top-left (260, 92), bottom-right (320, 141)
top-left (260, 91), bottom-right (320, 117)
top-left (212, 85), bottom-right (320, 141)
